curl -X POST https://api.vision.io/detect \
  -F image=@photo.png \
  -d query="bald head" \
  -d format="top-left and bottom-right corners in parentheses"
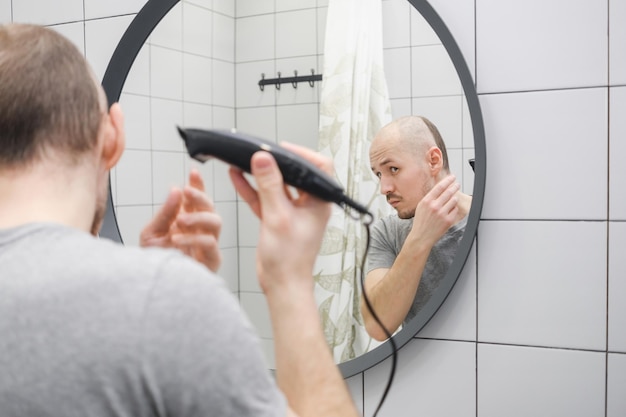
top-left (372, 115), bottom-right (449, 172)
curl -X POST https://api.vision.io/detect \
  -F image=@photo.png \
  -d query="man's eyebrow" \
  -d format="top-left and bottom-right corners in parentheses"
top-left (371, 158), bottom-right (393, 173)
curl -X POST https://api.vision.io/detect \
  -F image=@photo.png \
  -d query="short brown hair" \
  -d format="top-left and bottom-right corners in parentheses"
top-left (419, 116), bottom-right (449, 173)
top-left (390, 115), bottom-right (450, 172)
top-left (0, 24), bottom-right (102, 168)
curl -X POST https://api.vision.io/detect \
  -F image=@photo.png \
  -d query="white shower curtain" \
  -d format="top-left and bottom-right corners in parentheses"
top-left (314, 0), bottom-right (392, 363)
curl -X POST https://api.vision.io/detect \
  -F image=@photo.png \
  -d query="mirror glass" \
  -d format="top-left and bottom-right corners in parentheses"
top-left (103, 0), bottom-right (484, 376)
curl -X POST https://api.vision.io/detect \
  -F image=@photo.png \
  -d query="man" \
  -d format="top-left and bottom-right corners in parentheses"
top-left (0, 24), bottom-right (357, 417)
top-left (361, 115), bottom-right (472, 341)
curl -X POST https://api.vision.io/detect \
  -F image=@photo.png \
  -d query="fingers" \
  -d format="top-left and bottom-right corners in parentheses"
top-left (188, 168), bottom-right (205, 192)
top-left (176, 211), bottom-right (222, 240)
top-left (141, 188), bottom-right (183, 238)
top-left (172, 234), bottom-right (222, 273)
top-left (250, 151), bottom-right (289, 221)
top-left (182, 184), bottom-right (214, 213)
top-left (183, 169), bottom-right (207, 213)
top-left (229, 166), bottom-right (262, 218)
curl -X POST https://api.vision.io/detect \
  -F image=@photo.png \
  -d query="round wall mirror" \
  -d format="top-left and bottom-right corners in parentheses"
top-left (100, 0), bottom-right (485, 378)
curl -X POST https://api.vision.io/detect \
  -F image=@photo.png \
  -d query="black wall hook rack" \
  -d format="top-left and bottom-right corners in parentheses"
top-left (259, 69), bottom-right (322, 91)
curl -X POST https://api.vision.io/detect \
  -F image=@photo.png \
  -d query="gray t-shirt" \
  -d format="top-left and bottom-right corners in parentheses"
top-left (0, 223), bottom-right (286, 417)
top-left (367, 215), bottom-right (467, 324)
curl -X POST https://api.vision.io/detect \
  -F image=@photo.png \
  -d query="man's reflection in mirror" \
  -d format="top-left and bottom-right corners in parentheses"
top-left (361, 116), bottom-right (472, 341)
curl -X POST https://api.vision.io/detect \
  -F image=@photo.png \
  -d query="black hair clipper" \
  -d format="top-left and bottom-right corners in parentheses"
top-left (176, 127), bottom-right (371, 216)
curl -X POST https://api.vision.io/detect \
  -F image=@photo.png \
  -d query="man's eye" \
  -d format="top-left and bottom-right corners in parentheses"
top-left (390, 167), bottom-right (399, 173)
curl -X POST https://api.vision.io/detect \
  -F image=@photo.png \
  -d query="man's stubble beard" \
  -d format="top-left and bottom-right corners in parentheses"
top-left (91, 175), bottom-right (109, 236)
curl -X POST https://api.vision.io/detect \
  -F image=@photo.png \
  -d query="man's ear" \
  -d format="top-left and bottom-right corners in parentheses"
top-left (99, 102), bottom-right (126, 170)
top-left (426, 146), bottom-right (443, 174)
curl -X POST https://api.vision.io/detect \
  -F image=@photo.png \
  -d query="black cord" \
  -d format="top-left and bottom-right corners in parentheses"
top-left (359, 213), bottom-right (397, 417)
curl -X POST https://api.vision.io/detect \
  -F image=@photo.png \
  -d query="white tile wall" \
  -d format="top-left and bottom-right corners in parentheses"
top-left (150, 47), bottom-right (184, 100)
top-left (382, 0), bottom-right (411, 49)
top-left (119, 93), bottom-right (152, 150)
top-left (609, 0), bottom-right (626, 85)
top-left (149, 3), bottom-right (182, 50)
top-left (344, 373), bottom-right (364, 416)
top-left (609, 221), bottom-right (626, 352)
top-left (276, 104), bottom-right (319, 149)
top-left (151, 151), bottom-right (186, 205)
top-left (427, 0), bottom-right (475, 79)
top-left (13, 0), bottom-right (82, 25)
top-left (239, 247), bottom-right (261, 292)
top-left (183, 102), bottom-right (213, 129)
top-left (275, 9), bottom-right (317, 59)
top-left (476, 0), bottom-right (607, 93)
top-left (115, 149), bottom-right (153, 206)
top-left (237, 201), bottom-right (260, 247)
top-left (276, 0), bottom-right (316, 13)
top-left (383, 48), bottom-right (412, 99)
top-left (477, 344), bottom-right (605, 417)
top-left (235, 0), bottom-right (273, 18)
top-left (212, 106), bottom-right (235, 128)
top-left (186, 0), bottom-right (212, 10)
top-left (236, 60), bottom-right (277, 107)
top-left (183, 54), bottom-right (213, 104)
top-left (608, 353), bottom-right (626, 417)
top-left (409, 5), bottom-right (440, 47)
top-left (123, 45), bottom-right (151, 96)
top-left (480, 88), bottom-right (608, 220)
top-left (411, 44), bottom-right (463, 97)
top-left (85, 15), bottom-right (136, 81)
top-left (0, 1), bottom-right (11, 23)
top-left (84, 0), bottom-right (146, 20)
top-left (236, 107), bottom-right (277, 140)
top-left (213, 0), bottom-right (234, 17)
top-left (213, 60), bottom-right (235, 107)
top-left (213, 12), bottom-right (234, 61)
top-left (150, 98), bottom-right (184, 151)
top-left (218, 247), bottom-right (239, 292)
top-left (364, 339), bottom-right (476, 417)
top-left (236, 14), bottom-right (274, 62)
top-left (610, 86), bottom-right (626, 220)
top-left (213, 161), bottom-right (237, 201)
top-left (478, 221), bottom-right (607, 350)
top-left (182, 3), bottom-right (212, 56)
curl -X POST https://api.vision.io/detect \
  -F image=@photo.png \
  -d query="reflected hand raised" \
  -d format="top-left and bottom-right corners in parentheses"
top-left (140, 169), bottom-right (222, 272)
top-left (409, 174), bottom-right (460, 247)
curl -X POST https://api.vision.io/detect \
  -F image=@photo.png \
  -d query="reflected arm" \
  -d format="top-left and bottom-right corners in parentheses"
top-left (361, 236), bottom-right (432, 341)
top-left (361, 175), bottom-right (464, 341)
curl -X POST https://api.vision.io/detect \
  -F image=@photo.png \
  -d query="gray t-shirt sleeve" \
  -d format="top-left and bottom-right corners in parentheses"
top-left (367, 216), bottom-right (404, 274)
top-left (139, 255), bottom-right (286, 417)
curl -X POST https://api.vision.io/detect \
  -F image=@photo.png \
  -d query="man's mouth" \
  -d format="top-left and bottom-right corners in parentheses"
top-left (386, 196), bottom-right (400, 207)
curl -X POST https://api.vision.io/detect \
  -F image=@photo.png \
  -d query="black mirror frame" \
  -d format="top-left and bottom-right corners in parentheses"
top-left (99, 0), bottom-right (486, 378)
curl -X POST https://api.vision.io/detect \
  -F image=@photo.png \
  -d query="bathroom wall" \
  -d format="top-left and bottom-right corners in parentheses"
top-left (1, 1), bottom-right (624, 417)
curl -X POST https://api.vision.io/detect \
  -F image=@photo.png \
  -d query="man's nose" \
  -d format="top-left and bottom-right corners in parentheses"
top-left (379, 177), bottom-right (393, 195)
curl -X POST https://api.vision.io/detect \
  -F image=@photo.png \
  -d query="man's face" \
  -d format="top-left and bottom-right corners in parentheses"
top-left (369, 136), bottom-right (434, 219)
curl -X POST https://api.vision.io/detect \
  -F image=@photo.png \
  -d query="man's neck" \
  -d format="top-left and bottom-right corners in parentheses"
top-left (0, 164), bottom-right (96, 232)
